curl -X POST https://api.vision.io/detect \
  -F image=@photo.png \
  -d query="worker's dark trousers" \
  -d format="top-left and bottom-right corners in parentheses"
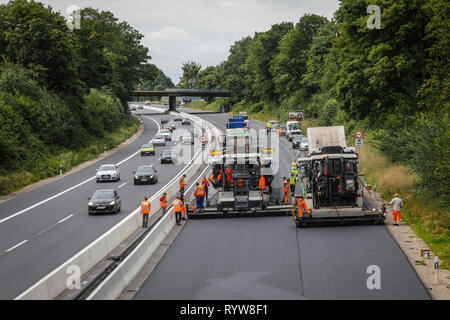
top-left (290, 185), bottom-right (295, 195)
top-left (142, 214), bottom-right (149, 228)
top-left (179, 187), bottom-right (185, 194)
top-left (175, 211), bottom-right (182, 224)
top-left (196, 196), bottom-right (204, 209)
top-left (161, 206), bottom-right (167, 216)
top-left (203, 185), bottom-right (208, 199)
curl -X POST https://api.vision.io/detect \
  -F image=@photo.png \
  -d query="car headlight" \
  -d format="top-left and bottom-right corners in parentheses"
top-left (135, 175), bottom-right (139, 179)
top-left (109, 200), bottom-right (116, 206)
top-left (88, 202), bottom-right (94, 206)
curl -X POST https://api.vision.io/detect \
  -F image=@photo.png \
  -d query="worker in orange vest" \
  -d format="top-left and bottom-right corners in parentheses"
top-left (282, 177), bottom-right (289, 204)
top-left (141, 196), bottom-right (151, 228)
top-left (259, 175), bottom-right (266, 191)
top-left (225, 167), bottom-right (232, 188)
top-left (217, 169), bottom-right (222, 185)
top-left (194, 182), bottom-right (205, 211)
top-left (159, 192), bottom-right (167, 216)
top-left (179, 174), bottom-right (186, 194)
top-left (201, 175), bottom-right (210, 199)
top-left (173, 196), bottom-right (183, 225)
top-left (295, 194), bottom-right (310, 217)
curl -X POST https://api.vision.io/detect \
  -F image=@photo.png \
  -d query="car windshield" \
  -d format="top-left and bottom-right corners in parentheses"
top-left (301, 138), bottom-right (308, 143)
top-left (280, 125), bottom-right (286, 129)
top-left (289, 123), bottom-right (300, 130)
top-left (163, 150), bottom-right (175, 155)
top-left (293, 136), bottom-right (303, 141)
top-left (99, 165), bottom-right (115, 171)
top-left (168, 122), bottom-right (176, 126)
top-left (92, 190), bottom-right (114, 200)
top-left (160, 130), bottom-right (170, 134)
top-left (142, 144), bottom-right (153, 148)
top-left (155, 135), bottom-right (164, 140)
top-left (137, 166), bottom-right (154, 174)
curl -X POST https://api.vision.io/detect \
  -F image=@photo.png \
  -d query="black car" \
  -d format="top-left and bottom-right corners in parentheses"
top-left (88, 189), bottom-right (121, 215)
top-left (161, 116), bottom-right (169, 124)
top-left (182, 118), bottom-right (191, 125)
top-left (160, 149), bottom-right (178, 164)
top-left (174, 116), bottom-right (183, 122)
top-left (133, 165), bottom-right (158, 184)
top-left (292, 135), bottom-right (306, 149)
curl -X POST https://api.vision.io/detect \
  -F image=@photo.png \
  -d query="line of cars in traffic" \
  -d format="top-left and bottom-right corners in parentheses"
top-left (88, 115), bottom-right (193, 215)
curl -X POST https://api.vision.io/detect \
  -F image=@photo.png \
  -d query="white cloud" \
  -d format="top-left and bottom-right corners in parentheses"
top-left (29, 0), bottom-right (340, 84)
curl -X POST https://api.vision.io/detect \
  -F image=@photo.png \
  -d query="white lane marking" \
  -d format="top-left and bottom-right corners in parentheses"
top-left (0, 117), bottom-right (161, 226)
top-left (58, 214), bottom-right (74, 224)
top-left (6, 240), bottom-right (28, 253)
top-left (118, 182), bottom-right (127, 189)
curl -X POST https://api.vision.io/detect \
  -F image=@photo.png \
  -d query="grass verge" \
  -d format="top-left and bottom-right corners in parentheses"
top-left (0, 117), bottom-right (141, 197)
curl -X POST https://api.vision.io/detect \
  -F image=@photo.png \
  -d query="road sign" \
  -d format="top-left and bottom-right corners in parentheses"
top-left (355, 138), bottom-right (364, 147)
top-left (200, 135), bottom-right (208, 144)
top-left (355, 130), bottom-right (363, 139)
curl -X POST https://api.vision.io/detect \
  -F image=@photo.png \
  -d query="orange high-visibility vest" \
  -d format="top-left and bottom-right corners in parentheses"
top-left (202, 178), bottom-right (210, 187)
top-left (297, 198), bottom-right (310, 216)
top-left (209, 174), bottom-right (215, 181)
top-left (259, 176), bottom-right (266, 190)
top-left (179, 177), bottom-right (185, 188)
top-left (141, 201), bottom-right (151, 214)
top-left (237, 179), bottom-right (244, 187)
top-left (283, 180), bottom-right (289, 193)
top-left (195, 185), bottom-right (205, 197)
top-left (173, 199), bottom-right (183, 212)
top-left (159, 195), bottom-right (167, 207)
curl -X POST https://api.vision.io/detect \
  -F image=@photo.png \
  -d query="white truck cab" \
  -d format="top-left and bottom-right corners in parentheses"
top-left (286, 121), bottom-right (302, 141)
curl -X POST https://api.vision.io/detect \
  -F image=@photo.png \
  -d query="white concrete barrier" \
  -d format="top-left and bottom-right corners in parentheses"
top-left (15, 113), bottom-right (218, 300)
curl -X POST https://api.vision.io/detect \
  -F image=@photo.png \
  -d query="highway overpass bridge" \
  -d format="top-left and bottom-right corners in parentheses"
top-left (133, 88), bottom-right (231, 111)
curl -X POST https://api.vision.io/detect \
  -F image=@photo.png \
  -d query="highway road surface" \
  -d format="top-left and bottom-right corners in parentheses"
top-left (0, 104), bottom-right (200, 299)
top-left (133, 110), bottom-right (431, 300)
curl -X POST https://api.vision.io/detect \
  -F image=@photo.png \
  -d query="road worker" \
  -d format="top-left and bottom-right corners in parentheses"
top-left (179, 174), bottom-right (186, 194)
top-left (173, 196), bottom-right (183, 225)
top-left (282, 177), bottom-right (289, 204)
top-left (295, 194), bottom-right (310, 217)
top-left (258, 175), bottom-right (266, 191)
top-left (289, 173), bottom-right (296, 196)
top-left (159, 192), bottom-right (167, 216)
top-left (291, 160), bottom-right (298, 181)
top-left (141, 196), bottom-right (151, 228)
top-left (225, 167), bottom-right (233, 188)
top-left (389, 193), bottom-right (403, 226)
top-left (201, 175), bottom-right (210, 201)
top-left (194, 182), bottom-right (205, 212)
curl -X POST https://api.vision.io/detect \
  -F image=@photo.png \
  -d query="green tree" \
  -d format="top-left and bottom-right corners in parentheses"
top-left (178, 60), bottom-right (202, 88)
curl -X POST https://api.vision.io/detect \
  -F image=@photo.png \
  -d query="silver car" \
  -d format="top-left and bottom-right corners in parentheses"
top-left (96, 164), bottom-right (120, 182)
top-left (153, 135), bottom-right (166, 146)
top-left (159, 129), bottom-right (172, 141)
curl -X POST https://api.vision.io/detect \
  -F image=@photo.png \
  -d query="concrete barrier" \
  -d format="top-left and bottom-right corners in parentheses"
top-left (15, 113), bottom-right (217, 300)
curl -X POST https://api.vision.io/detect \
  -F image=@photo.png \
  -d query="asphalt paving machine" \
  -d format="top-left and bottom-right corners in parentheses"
top-left (293, 126), bottom-right (385, 227)
top-left (188, 116), bottom-right (292, 218)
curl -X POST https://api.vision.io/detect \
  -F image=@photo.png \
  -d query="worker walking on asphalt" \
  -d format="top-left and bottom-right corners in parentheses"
top-left (389, 193), bottom-right (403, 226)
top-left (289, 174), bottom-right (296, 196)
top-left (179, 174), bottom-right (186, 194)
top-left (141, 197), bottom-right (151, 228)
top-left (194, 182), bottom-right (205, 212)
top-left (159, 192), bottom-right (167, 216)
top-left (173, 196), bottom-right (183, 225)
top-left (225, 167), bottom-right (233, 188)
top-left (295, 194), bottom-right (310, 217)
top-left (282, 177), bottom-right (289, 204)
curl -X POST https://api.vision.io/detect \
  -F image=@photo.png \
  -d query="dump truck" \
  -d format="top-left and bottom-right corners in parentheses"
top-left (293, 126), bottom-right (385, 227)
top-left (286, 111), bottom-right (304, 141)
top-left (188, 116), bottom-right (291, 217)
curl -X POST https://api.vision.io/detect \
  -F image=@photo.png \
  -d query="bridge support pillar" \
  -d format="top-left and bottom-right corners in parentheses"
top-left (169, 95), bottom-right (176, 112)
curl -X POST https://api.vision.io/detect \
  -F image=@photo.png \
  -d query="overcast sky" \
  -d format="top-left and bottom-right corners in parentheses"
top-left (4, 0), bottom-right (340, 84)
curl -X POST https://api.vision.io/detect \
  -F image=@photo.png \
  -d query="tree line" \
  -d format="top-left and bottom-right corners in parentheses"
top-left (0, 0), bottom-right (170, 174)
top-left (179, 0), bottom-right (449, 207)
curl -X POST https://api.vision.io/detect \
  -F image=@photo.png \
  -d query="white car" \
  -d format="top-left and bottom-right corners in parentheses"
top-left (159, 129), bottom-right (172, 141)
top-left (96, 164), bottom-right (120, 182)
top-left (299, 138), bottom-right (309, 151)
top-left (153, 135), bottom-right (166, 146)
